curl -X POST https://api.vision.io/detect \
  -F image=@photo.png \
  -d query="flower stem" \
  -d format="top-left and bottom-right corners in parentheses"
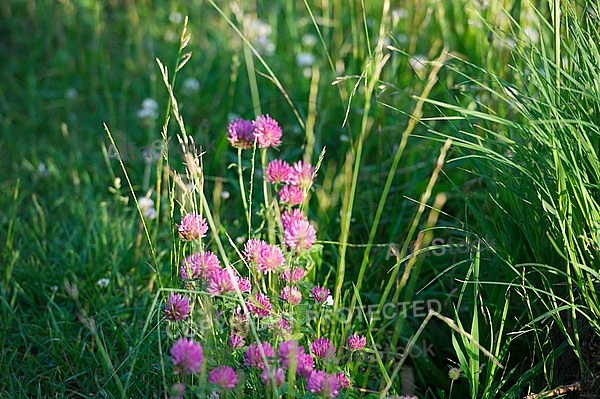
top-left (261, 148), bottom-right (275, 244)
top-left (237, 147), bottom-right (251, 235)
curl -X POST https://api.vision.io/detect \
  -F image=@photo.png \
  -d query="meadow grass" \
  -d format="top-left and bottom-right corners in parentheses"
top-left (1, 0), bottom-right (599, 398)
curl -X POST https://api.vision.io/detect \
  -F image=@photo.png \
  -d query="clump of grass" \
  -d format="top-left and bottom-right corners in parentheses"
top-left (422, 0), bottom-right (600, 395)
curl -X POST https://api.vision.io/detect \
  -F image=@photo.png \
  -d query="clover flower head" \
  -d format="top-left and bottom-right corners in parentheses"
top-left (277, 317), bottom-right (292, 334)
top-left (266, 159), bottom-right (293, 184)
top-left (281, 267), bottom-right (305, 283)
top-left (236, 276), bottom-right (251, 292)
top-left (245, 341), bottom-right (275, 369)
top-left (227, 118), bottom-right (255, 149)
top-left (229, 333), bottom-right (246, 349)
top-left (290, 160), bottom-right (315, 188)
top-left (279, 184), bottom-right (304, 206)
top-left (164, 293), bottom-right (191, 321)
top-left (281, 285), bottom-right (302, 305)
top-left (180, 251), bottom-right (221, 280)
top-left (336, 372), bottom-right (351, 389)
top-left (347, 333), bottom-right (367, 351)
top-left (209, 366), bottom-right (238, 391)
top-left (243, 238), bottom-right (265, 263)
top-left (207, 268), bottom-right (237, 295)
top-left (257, 243), bottom-right (285, 273)
top-left (261, 367), bottom-right (286, 387)
top-left (282, 209), bottom-right (316, 252)
top-left (278, 340), bottom-right (300, 368)
top-left (297, 351), bottom-right (315, 378)
top-left (311, 286), bottom-right (330, 304)
top-left (170, 338), bottom-right (203, 375)
top-left (177, 214), bottom-right (208, 241)
top-left (253, 114), bottom-right (282, 148)
top-left (310, 337), bottom-right (336, 361)
top-left (246, 293), bottom-right (273, 317)
top-left (306, 370), bottom-right (339, 398)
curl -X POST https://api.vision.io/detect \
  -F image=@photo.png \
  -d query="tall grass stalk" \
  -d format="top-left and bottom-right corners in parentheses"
top-left (333, 0), bottom-right (390, 316)
top-left (351, 51), bottom-right (448, 319)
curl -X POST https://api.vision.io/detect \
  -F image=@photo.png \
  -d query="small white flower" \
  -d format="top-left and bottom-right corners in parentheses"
top-left (235, 236), bottom-right (245, 245)
top-left (138, 197), bottom-right (157, 219)
top-left (296, 52), bottom-right (315, 68)
top-left (136, 108), bottom-right (157, 121)
top-left (137, 98), bottom-right (159, 121)
top-left (220, 190), bottom-right (230, 200)
top-left (409, 55), bottom-right (427, 73)
top-left (144, 208), bottom-right (157, 220)
top-left (37, 163), bottom-right (50, 177)
top-left (325, 295), bottom-right (334, 307)
top-left (245, 17), bottom-right (275, 55)
top-left (97, 278), bottom-right (110, 288)
top-left (247, 18), bottom-right (271, 37)
top-left (302, 33), bottom-right (317, 47)
top-left (141, 98), bottom-right (158, 111)
top-left (257, 37), bottom-right (275, 55)
top-left (182, 77), bottom-right (201, 95)
top-left (138, 197), bottom-right (154, 210)
top-left (169, 11), bottom-right (183, 24)
top-left (392, 8), bottom-right (408, 20)
top-left (65, 87), bottom-right (78, 100)
top-left (164, 30), bottom-right (177, 43)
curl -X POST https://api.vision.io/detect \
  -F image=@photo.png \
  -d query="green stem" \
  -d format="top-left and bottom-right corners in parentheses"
top-left (261, 148), bottom-right (275, 244)
top-left (243, 37), bottom-right (262, 116)
top-left (237, 147), bottom-right (251, 235)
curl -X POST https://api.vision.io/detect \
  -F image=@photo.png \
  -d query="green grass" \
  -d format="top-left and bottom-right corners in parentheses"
top-left (2, 0), bottom-right (600, 397)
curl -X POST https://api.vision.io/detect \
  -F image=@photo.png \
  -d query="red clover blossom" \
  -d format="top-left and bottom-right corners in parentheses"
top-left (170, 338), bottom-right (203, 375)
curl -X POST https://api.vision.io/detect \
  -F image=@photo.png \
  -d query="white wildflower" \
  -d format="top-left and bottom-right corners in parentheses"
top-left (409, 55), bottom-right (427, 73)
top-left (182, 77), bottom-right (201, 95)
top-left (296, 52), bottom-right (315, 68)
top-left (137, 98), bottom-right (159, 122)
top-left (169, 11), bottom-right (183, 24)
top-left (138, 197), bottom-right (157, 219)
top-left (302, 33), bottom-right (317, 47)
top-left (65, 87), bottom-right (78, 100)
top-left (97, 278), bottom-right (110, 288)
top-left (37, 163), bottom-right (50, 177)
top-left (325, 295), bottom-right (334, 307)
